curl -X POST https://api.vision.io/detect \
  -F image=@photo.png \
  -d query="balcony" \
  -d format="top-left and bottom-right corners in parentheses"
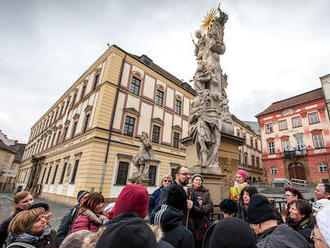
top-left (283, 145), bottom-right (307, 158)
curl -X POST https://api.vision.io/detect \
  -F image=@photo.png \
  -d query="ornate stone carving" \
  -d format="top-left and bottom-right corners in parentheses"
top-left (189, 4), bottom-right (233, 168)
top-left (131, 131), bottom-right (154, 181)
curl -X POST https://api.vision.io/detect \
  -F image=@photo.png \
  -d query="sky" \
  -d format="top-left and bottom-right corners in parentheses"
top-left (1, 0), bottom-right (330, 143)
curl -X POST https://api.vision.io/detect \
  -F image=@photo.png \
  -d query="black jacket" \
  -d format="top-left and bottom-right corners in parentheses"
top-left (56, 204), bottom-right (79, 243)
top-left (0, 208), bottom-right (21, 247)
top-left (287, 215), bottom-right (314, 246)
top-left (151, 205), bottom-right (194, 248)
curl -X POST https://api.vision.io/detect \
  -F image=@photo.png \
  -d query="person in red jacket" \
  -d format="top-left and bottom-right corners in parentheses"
top-left (70, 193), bottom-right (108, 233)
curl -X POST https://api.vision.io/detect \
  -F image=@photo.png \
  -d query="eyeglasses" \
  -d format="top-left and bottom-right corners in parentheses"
top-left (163, 180), bottom-right (172, 183)
top-left (179, 172), bottom-right (190, 176)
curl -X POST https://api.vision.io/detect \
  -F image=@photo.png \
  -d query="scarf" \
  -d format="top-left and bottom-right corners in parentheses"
top-left (6, 227), bottom-right (51, 245)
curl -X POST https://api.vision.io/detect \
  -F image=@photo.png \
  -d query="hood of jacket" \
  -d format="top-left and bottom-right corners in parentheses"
top-left (151, 205), bottom-right (184, 232)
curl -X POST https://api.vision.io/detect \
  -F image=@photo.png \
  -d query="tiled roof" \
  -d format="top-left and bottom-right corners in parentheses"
top-left (243, 121), bottom-right (260, 135)
top-left (0, 140), bottom-right (16, 154)
top-left (256, 88), bottom-right (324, 117)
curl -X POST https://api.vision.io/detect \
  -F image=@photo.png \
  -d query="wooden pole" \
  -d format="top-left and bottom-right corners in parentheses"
top-left (185, 191), bottom-right (192, 228)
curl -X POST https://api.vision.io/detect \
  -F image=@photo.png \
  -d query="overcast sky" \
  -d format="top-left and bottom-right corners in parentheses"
top-left (1, 0), bottom-right (330, 143)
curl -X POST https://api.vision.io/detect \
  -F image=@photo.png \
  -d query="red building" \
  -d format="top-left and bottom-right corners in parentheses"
top-left (256, 88), bottom-right (330, 184)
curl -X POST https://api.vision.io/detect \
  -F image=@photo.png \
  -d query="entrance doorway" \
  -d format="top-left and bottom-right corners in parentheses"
top-left (288, 163), bottom-right (306, 180)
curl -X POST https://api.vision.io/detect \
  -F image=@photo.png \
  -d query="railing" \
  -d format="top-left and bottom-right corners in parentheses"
top-left (284, 178), bottom-right (293, 187)
top-left (291, 178), bottom-right (307, 186)
top-left (270, 198), bottom-right (314, 213)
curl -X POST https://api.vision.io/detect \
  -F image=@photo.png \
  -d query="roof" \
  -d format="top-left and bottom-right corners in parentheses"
top-left (0, 140), bottom-right (16, 154)
top-left (243, 121), bottom-right (260, 135)
top-left (231, 114), bottom-right (259, 136)
top-left (11, 143), bottom-right (26, 163)
top-left (256, 88), bottom-right (324, 117)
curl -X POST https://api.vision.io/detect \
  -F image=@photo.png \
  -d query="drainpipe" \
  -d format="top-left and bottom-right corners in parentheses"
top-left (99, 53), bottom-right (127, 193)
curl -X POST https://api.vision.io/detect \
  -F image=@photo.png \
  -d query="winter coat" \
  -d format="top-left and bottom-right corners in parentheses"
top-left (256, 224), bottom-right (309, 248)
top-left (56, 204), bottom-right (79, 243)
top-left (287, 215), bottom-right (315, 246)
top-left (151, 204), bottom-right (194, 248)
top-left (6, 228), bottom-right (59, 248)
top-left (191, 186), bottom-right (213, 242)
top-left (237, 204), bottom-right (249, 222)
top-left (148, 187), bottom-right (163, 215)
top-left (0, 208), bottom-right (21, 247)
top-left (70, 210), bottom-right (107, 233)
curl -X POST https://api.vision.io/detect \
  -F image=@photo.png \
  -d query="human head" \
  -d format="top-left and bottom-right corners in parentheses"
top-left (77, 190), bottom-right (90, 205)
top-left (28, 203), bottom-right (52, 224)
top-left (240, 186), bottom-right (258, 206)
top-left (167, 184), bottom-right (187, 211)
top-left (13, 191), bottom-right (34, 212)
top-left (79, 192), bottom-right (105, 215)
top-left (209, 217), bottom-right (256, 248)
top-left (161, 175), bottom-right (173, 188)
top-left (315, 204), bottom-right (330, 247)
top-left (60, 230), bottom-right (93, 248)
top-left (8, 208), bottom-right (47, 235)
top-left (113, 184), bottom-right (149, 218)
top-left (219, 199), bottom-right (238, 217)
top-left (314, 183), bottom-right (330, 200)
top-left (191, 174), bottom-right (204, 189)
top-left (289, 199), bottom-right (312, 220)
top-left (175, 166), bottom-right (190, 186)
top-left (235, 170), bottom-right (247, 184)
top-left (284, 187), bottom-right (304, 204)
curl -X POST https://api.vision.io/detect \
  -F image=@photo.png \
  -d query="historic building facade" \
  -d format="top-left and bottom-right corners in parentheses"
top-left (16, 45), bottom-right (196, 204)
top-left (257, 88), bottom-right (330, 184)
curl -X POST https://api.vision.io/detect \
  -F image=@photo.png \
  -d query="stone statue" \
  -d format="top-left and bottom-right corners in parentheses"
top-left (132, 131), bottom-right (154, 180)
top-left (189, 3), bottom-right (233, 168)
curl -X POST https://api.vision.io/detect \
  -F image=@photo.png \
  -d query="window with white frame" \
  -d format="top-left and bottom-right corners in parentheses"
top-left (282, 140), bottom-right (289, 151)
top-left (292, 117), bottom-right (301, 127)
top-left (148, 165), bottom-right (157, 186)
top-left (130, 77), bottom-right (141, 95)
top-left (268, 141), bottom-right (275, 154)
top-left (313, 134), bottom-right (324, 148)
top-left (309, 112), bottom-right (319, 123)
top-left (116, 161), bottom-right (129, 185)
top-left (155, 89), bottom-right (164, 106)
top-left (271, 166), bottom-right (277, 175)
top-left (319, 162), bottom-right (328, 172)
top-left (294, 135), bottom-right (304, 148)
top-left (279, 120), bottom-right (287, 130)
top-left (266, 123), bottom-right (273, 133)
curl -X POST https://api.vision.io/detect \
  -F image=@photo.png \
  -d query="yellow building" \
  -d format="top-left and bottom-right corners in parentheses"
top-left (17, 45), bottom-right (195, 205)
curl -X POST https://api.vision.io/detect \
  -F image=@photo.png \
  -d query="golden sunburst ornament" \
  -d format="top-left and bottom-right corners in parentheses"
top-left (201, 8), bottom-right (217, 34)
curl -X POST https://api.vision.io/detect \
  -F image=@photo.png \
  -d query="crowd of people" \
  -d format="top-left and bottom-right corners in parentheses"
top-left (1, 166), bottom-right (329, 248)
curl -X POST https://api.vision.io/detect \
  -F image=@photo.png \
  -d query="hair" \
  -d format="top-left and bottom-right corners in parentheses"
top-left (161, 175), bottom-right (173, 188)
top-left (11, 191), bottom-right (32, 214)
top-left (291, 199), bottom-right (312, 217)
top-left (8, 208), bottom-right (45, 234)
top-left (239, 186), bottom-right (258, 207)
top-left (78, 192), bottom-right (105, 216)
top-left (174, 165), bottom-right (188, 175)
top-left (284, 187), bottom-right (305, 200)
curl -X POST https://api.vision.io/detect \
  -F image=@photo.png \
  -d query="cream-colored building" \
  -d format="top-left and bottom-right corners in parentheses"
top-left (17, 45), bottom-right (195, 204)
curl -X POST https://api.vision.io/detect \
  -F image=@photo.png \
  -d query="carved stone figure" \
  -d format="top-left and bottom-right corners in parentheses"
top-left (132, 131), bottom-right (154, 180)
top-left (189, 3), bottom-right (233, 168)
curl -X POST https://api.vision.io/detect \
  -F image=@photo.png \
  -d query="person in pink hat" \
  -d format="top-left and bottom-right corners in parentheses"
top-left (230, 170), bottom-right (249, 201)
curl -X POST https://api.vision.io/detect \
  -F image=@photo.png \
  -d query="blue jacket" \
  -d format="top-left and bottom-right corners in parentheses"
top-left (148, 187), bottom-right (162, 214)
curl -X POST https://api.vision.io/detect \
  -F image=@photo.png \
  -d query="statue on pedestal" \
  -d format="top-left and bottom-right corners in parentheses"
top-left (131, 131), bottom-right (154, 182)
top-left (189, 3), bottom-right (233, 168)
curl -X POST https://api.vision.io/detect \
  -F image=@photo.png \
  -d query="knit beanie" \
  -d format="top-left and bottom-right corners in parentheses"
top-left (247, 195), bottom-right (277, 224)
top-left (191, 174), bottom-right (204, 183)
top-left (313, 199), bottom-right (330, 213)
top-left (167, 184), bottom-right (187, 210)
top-left (316, 204), bottom-right (330, 246)
top-left (209, 217), bottom-right (256, 248)
top-left (77, 190), bottom-right (89, 203)
top-left (113, 184), bottom-right (149, 218)
top-left (219, 199), bottom-right (238, 214)
top-left (95, 217), bottom-right (157, 248)
top-left (28, 202), bottom-right (50, 212)
top-left (236, 170), bottom-right (248, 180)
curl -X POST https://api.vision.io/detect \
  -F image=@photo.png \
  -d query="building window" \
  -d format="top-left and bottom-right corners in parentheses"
top-left (123, 116), bottom-right (135, 136)
top-left (256, 157), bottom-right (260, 168)
top-left (279, 120), bottom-right (287, 130)
top-left (152, 125), bottom-right (161, 143)
top-left (319, 162), bottom-right (328, 172)
top-left (63, 126), bottom-right (69, 142)
top-left (236, 129), bottom-right (240, 137)
top-left (72, 91), bottom-right (77, 107)
top-left (71, 120), bottom-right (78, 138)
top-left (244, 153), bottom-right (248, 165)
top-left (292, 117), bottom-right (301, 127)
top-left (271, 166), bottom-right (277, 175)
top-left (65, 98), bottom-right (71, 113)
top-left (45, 166), bottom-right (52, 184)
top-left (155, 89), bottom-right (164, 106)
top-left (40, 166), bottom-right (47, 185)
top-left (51, 164), bottom-right (59, 184)
top-left (148, 165), bottom-right (157, 186)
top-left (130, 77), bottom-right (141, 95)
top-left (83, 113), bottom-right (90, 133)
top-left (250, 137), bottom-right (253, 147)
top-left (70, 159), bottom-right (80, 184)
top-left (175, 99), bottom-right (182, 114)
top-left (313, 134), bottom-right (324, 148)
top-left (268, 141), bottom-right (275, 154)
top-left (59, 162), bottom-right (67, 184)
top-left (80, 84), bottom-right (86, 101)
top-left (294, 135), bottom-right (304, 148)
top-left (309, 112), bottom-right (319, 124)
top-left (255, 140), bottom-right (258, 150)
top-left (92, 74), bottom-right (99, 91)
top-left (252, 155), bottom-right (255, 167)
top-left (173, 132), bottom-right (180, 148)
top-left (56, 130), bottom-right (62, 145)
top-left (116, 161), bottom-right (129, 185)
top-left (266, 123), bottom-right (273, 133)
top-left (282, 139), bottom-right (289, 151)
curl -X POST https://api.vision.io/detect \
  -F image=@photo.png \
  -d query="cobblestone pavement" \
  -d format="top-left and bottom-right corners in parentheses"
top-left (0, 193), bottom-right (71, 230)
